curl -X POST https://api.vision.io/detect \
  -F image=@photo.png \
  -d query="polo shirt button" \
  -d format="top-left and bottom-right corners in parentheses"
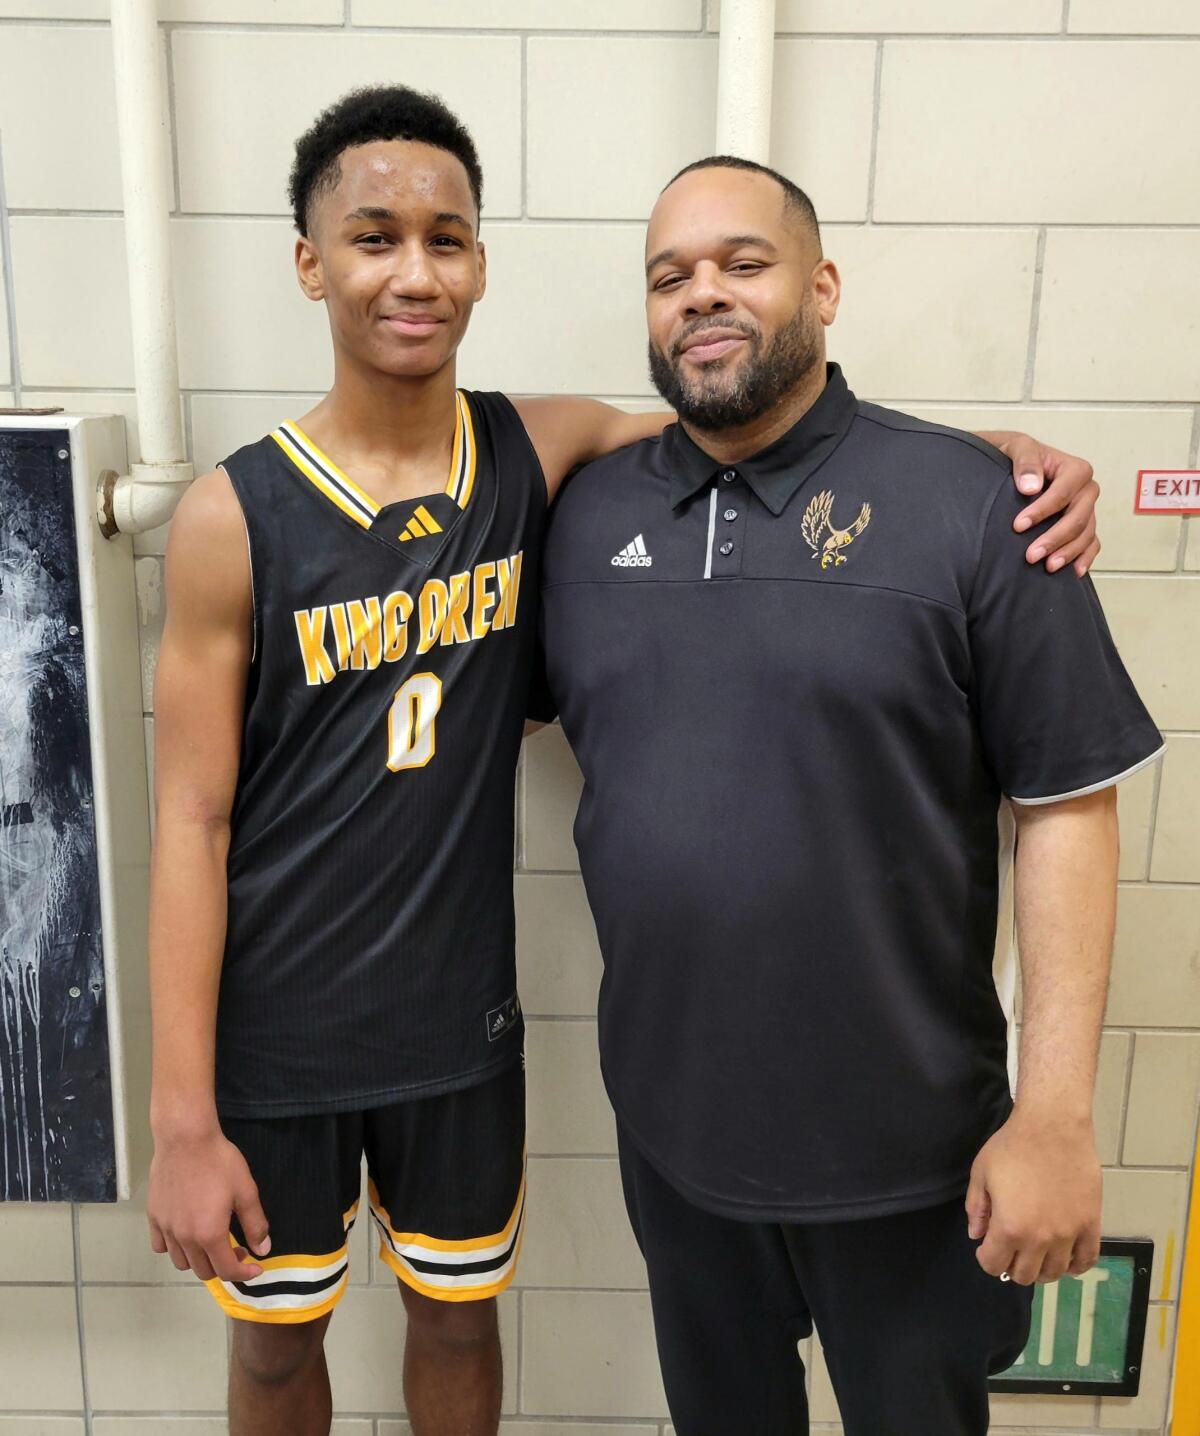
top-left (719, 541), bottom-right (734, 556)
top-left (722, 470), bottom-right (737, 483)
top-left (723, 508), bottom-right (738, 522)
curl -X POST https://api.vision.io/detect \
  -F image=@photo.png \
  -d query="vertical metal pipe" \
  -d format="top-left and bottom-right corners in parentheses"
top-left (110, 0), bottom-right (183, 467)
top-left (715, 0), bottom-right (778, 163)
top-left (104, 0), bottom-right (192, 537)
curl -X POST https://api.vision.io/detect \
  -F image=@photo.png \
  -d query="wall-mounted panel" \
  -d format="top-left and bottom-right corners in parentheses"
top-left (0, 428), bottom-right (110, 1199)
top-left (0, 415), bottom-right (147, 1204)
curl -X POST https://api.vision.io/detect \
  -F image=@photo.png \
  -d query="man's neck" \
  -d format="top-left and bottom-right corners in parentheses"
top-left (679, 361), bottom-right (829, 466)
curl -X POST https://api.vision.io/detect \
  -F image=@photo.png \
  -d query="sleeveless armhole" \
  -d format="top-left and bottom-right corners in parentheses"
top-left (217, 462), bottom-right (260, 668)
top-left (482, 392), bottom-right (549, 510)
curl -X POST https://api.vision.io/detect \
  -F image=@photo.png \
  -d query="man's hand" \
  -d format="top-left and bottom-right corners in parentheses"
top-left (966, 1112), bottom-right (1102, 1286)
top-left (977, 431), bottom-right (1101, 577)
top-left (148, 1125), bottom-right (271, 1284)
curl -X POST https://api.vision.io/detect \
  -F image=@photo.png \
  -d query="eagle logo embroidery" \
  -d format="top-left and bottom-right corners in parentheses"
top-left (801, 489), bottom-right (872, 570)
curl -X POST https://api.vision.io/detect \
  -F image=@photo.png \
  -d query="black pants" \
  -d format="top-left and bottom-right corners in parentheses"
top-left (618, 1128), bottom-right (1032, 1436)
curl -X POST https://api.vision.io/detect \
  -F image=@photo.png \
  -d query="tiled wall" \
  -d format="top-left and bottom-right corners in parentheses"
top-left (0, 2), bottom-right (1196, 1432)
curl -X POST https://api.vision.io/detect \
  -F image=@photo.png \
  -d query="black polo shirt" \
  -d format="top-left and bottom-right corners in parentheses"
top-left (536, 364), bottom-right (1163, 1224)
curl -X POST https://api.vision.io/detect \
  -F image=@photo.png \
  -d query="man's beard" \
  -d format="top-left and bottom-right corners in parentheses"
top-left (647, 306), bottom-right (821, 432)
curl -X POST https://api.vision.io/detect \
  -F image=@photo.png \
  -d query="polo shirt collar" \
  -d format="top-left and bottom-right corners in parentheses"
top-left (666, 363), bottom-right (858, 517)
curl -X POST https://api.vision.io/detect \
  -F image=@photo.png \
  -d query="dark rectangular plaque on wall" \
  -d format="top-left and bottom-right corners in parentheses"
top-left (0, 427), bottom-right (116, 1201)
top-left (989, 1239), bottom-right (1153, 1397)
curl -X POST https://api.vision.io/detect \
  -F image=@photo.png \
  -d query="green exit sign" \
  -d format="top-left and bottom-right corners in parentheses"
top-left (989, 1239), bottom-right (1153, 1397)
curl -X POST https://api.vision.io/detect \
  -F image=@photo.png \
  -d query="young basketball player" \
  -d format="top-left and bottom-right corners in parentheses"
top-left (146, 86), bottom-right (1103, 1436)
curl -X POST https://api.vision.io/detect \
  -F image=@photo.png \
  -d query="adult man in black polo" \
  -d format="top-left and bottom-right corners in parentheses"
top-left (534, 158), bottom-right (1163, 1436)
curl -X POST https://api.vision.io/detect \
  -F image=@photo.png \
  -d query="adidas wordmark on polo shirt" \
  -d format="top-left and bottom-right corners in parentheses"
top-left (612, 534), bottom-right (653, 567)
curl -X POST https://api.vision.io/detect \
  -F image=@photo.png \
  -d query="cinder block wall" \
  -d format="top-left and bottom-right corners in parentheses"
top-left (0, 2), bottom-right (1196, 1432)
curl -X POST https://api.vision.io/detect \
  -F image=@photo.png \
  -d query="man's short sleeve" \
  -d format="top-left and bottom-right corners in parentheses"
top-left (968, 484), bottom-right (1163, 804)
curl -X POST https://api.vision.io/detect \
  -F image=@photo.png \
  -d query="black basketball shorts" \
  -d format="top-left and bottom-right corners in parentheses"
top-left (205, 1061), bottom-right (526, 1323)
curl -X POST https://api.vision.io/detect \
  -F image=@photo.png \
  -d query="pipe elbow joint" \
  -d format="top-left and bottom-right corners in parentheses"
top-left (98, 460), bottom-right (194, 539)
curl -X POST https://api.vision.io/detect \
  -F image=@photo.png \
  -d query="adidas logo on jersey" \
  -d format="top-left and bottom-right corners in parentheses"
top-left (612, 534), bottom-right (652, 567)
top-left (486, 993), bottom-right (521, 1042)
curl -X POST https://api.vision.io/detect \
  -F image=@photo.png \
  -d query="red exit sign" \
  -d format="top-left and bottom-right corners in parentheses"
top-left (1136, 470), bottom-right (1200, 514)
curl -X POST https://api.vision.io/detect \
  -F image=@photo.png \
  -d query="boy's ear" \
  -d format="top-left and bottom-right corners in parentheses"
top-left (296, 235), bottom-right (324, 302)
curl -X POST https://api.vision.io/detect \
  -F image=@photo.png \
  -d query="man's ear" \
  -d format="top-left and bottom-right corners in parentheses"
top-left (296, 235), bottom-right (324, 302)
top-left (474, 240), bottom-right (487, 304)
top-left (813, 258), bottom-right (841, 328)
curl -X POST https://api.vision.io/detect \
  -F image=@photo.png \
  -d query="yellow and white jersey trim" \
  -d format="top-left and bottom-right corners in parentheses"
top-left (369, 1161), bottom-right (526, 1303)
top-left (271, 391), bottom-right (477, 531)
top-left (204, 1200), bottom-right (359, 1325)
top-left (444, 389), bottom-right (477, 508)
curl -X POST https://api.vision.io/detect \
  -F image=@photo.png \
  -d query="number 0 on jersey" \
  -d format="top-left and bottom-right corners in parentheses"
top-left (388, 673), bottom-right (443, 771)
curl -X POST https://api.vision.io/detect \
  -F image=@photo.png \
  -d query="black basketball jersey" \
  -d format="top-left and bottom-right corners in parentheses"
top-left (213, 390), bottom-right (544, 1118)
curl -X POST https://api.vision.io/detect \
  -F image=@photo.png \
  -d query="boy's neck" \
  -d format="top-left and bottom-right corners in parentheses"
top-left (312, 353), bottom-right (459, 452)
top-left (296, 356), bottom-right (461, 504)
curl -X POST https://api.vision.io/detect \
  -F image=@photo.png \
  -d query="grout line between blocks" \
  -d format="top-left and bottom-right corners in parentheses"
top-left (0, 132), bottom-right (23, 404)
top-left (516, 1286), bottom-right (525, 1415)
top-left (1180, 408), bottom-right (1200, 573)
top-left (865, 38), bottom-right (884, 222)
top-left (1115, 1029), bottom-right (1137, 1166)
top-left (1021, 227), bottom-right (1047, 402)
top-left (162, 26), bottom-right (184, 215)
top-left (0, 17), bottom-right (1198, 37)
top-left (166, 21), bottom-right (727, 38)
top-left (1142, 751), bottom-right (1166, 882)
top-left (181, 387), bottom-right (194, 465)
top-left (521, 33), bottom-right (529, 220)
top-left (0, 14), bottom-right (108, 24)
top-left (71, 1205), bottom-right (94, 1436)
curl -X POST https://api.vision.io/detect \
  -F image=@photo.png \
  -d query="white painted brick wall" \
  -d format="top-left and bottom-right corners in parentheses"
top-left (0, 3), bottom-right (1196, 1432)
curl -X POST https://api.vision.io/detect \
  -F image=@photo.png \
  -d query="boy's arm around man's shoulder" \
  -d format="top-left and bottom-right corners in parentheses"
top-left (145, 469), bottom-right (271, 1285)
top-left (510, 396), bottom-right (670, 500)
